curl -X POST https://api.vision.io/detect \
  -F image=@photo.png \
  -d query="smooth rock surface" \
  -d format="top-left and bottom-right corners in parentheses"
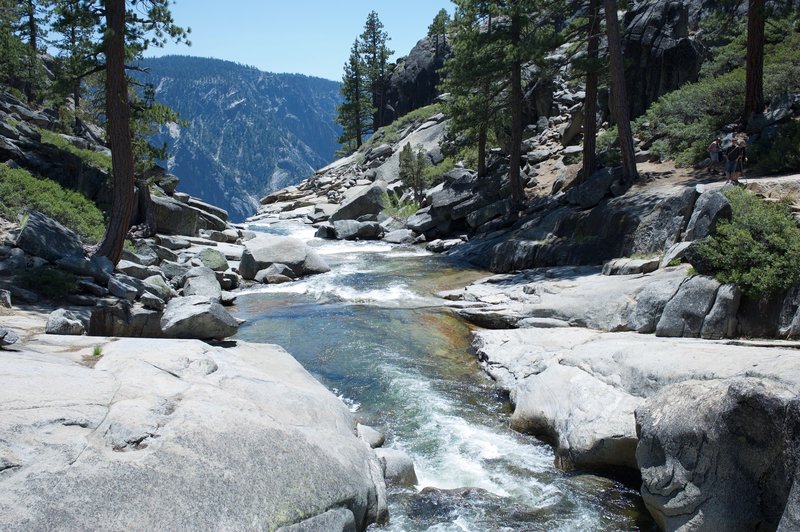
top-left (0, 338), bottom-right (388, 530)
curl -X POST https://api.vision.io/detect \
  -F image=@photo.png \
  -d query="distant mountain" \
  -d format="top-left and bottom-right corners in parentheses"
top-left (137, 56), bottom-right (342, 221)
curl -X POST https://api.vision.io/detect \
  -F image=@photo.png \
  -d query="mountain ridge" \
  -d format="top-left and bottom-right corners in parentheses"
top-left (137, 55), bottom-right (342, 221)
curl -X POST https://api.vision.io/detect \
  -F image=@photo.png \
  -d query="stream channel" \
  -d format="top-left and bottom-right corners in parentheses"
top-left (232, 221), bottom-right (656, 531)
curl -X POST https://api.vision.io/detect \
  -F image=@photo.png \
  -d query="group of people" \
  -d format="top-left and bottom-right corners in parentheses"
top-left (708, 136), bottom-right (748, 185)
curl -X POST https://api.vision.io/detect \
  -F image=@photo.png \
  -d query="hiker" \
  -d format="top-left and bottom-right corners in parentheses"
top-left (724, 138), bottom-right (746, 185)
top-left (733, 138), bottom-right (747, 184)
top-left (708, 137), bottom-right (722, 172)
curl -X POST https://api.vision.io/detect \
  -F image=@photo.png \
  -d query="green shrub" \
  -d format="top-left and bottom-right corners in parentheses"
top-left (16, 266), bottom-right (78, 299)
top-left (748, 120), bottom-right (800, 174)
top-left (381, 191), bottom-right (419, 222)
top-left (0, 164), bottom-right (106, 243)
top-left (39, 128), bottom-right (112, 173)
top-left (692, 188), bottom-right (800, 298)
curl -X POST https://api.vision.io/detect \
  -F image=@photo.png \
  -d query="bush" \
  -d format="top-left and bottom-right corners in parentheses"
top-left (16, 266), bottom-right (78, 299)
top-left (381, 191), bottom-right (419, 222)
top-left (691, 187), bottom-right (800, 298)
top-left (0, 164), bottom-right (106, 243)
top-left (39, 128), bottom-right (112, 172)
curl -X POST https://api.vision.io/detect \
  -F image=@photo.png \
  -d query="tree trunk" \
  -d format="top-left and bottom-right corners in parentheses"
top-left (478, 127), bottom-right (487, 178)
top-left (581, 0), bottom-right (600, 183)
top-left (743, 0), bottom-right (765, 125)
top-left (24, 0), bottom-right (36, 103)
top-left (94, 0), bottom-right (135, 265)
top-left (133, 178), bottom-right (157, 238)
top-left (509, 13), bottom-right (524, 209)
top-left (355, 77), bottom-right (362, 148)
top-left (603, 0), bottom-right (638, 185)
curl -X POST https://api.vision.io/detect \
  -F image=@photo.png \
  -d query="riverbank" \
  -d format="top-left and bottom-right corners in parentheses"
top-left (444, 263), bottom-right (800, 530)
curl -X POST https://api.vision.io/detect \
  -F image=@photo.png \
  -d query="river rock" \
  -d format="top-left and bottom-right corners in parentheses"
top-left (197, 247), bottom-right (229, 272)
top-left (116, 259), bottom-right (161, 280)
top-left (334, 220), bottom-right (383, 241)
top-left (142, 275), bottom-right (172, 302)
top-left (564, 168), bottom-right (615, 209)
top-left (45, 308), bottom-right (85, 336)
top-left (239, 234), bottom-right (330, 280)
top-left (152, 195), bottom-right (199, 236)
top-left (382, 229), bottom-right (415, 244)
top-left (88, 302), bottom-right (163, 337)
top-left (107, 275), bottom-right (138, 301)
top-left (157, 234), bottom-right (192, 250)
top-left (0, 325), bottom-right (19, 347)
top-left (0, 289), bottom-right (11, 308)
top-left (254, 263), bottom-right (293, 284)
top-left (699, 283), bottom-right (741, 339)
top-left (655, 275), bottom-right (721, 337)
top-left (636, 378), bottom-right (799, 531)
top-left (0, 338), bottom-right (388, 530)
top-left (374, 448), bottom-right (418, 488)
top-left (160, 260), bottom-right (191, 281)
top-left (182, 266), bottom-right (221, 301)
top-left (160, 295), bottom-right (239, 340)
top-left (15, 210), bottom-right (83, 262)
top-left (357, 424), bottom-right (386, 449)
top-left (625, 274), bottom-right (684, 333)
top-left (329, 182), bottom-right (387, 222)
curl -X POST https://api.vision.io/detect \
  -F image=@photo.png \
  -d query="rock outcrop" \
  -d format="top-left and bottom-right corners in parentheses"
top-left (0, 336), bottom-right (388, 530)
top-left (623, 0), bottom-right (707, 118)
top-left (384, 36), bottom-right (450, 125)
top-left (636, 378), bottom-right (799, 531)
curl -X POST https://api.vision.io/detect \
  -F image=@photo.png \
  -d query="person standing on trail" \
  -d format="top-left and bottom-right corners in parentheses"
top-left (708, 137), bottom-right (722, 173)
top-left (725, 138), bottom-right (746, 185)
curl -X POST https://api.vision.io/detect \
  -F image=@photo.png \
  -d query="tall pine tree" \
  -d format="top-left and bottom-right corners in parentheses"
top-left (336, 39), bottom-right (372, 151)
top-left (360, 11), bottom-right (392, 131)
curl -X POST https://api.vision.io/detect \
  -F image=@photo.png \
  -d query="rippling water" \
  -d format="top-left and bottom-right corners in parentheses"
top-left (233, 221), bottom-right (655, 531)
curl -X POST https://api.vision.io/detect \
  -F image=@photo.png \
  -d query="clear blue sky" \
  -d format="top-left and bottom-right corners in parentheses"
top-left (147, 1), bottom-right (455, 81)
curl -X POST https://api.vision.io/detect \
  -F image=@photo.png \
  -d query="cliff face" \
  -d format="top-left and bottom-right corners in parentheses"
top-left (138, 56), bottom-right (342, 222)
top-left (384, 36), bottom-right (451, 125)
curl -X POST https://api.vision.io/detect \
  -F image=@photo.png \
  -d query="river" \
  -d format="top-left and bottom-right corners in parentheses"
top-left (232, 221), bottom-right (655, 531)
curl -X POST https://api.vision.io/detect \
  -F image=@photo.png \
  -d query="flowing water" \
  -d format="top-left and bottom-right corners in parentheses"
top-left (233, 221), bottom-right (655, 531)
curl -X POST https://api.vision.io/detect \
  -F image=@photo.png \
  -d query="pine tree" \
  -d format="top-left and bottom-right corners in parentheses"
top-left (336, 39), bottom-right (372, 152)
top-left (52, 0), bottom-right (100, 133)
top-left (428, 8), bottom-right (450, 58)
top-left (360, 11), bottom-right (393, 131)
top-left (0, 0), bottom-right (25, 88)
top-left (92, 0), bottom-right (189, 264)
top-left (442, 2), bottom-right (505, 178)
top-left (443, 0), bottom-right (562, 207)
top-left (399, 143), bottom-right (428, 203)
